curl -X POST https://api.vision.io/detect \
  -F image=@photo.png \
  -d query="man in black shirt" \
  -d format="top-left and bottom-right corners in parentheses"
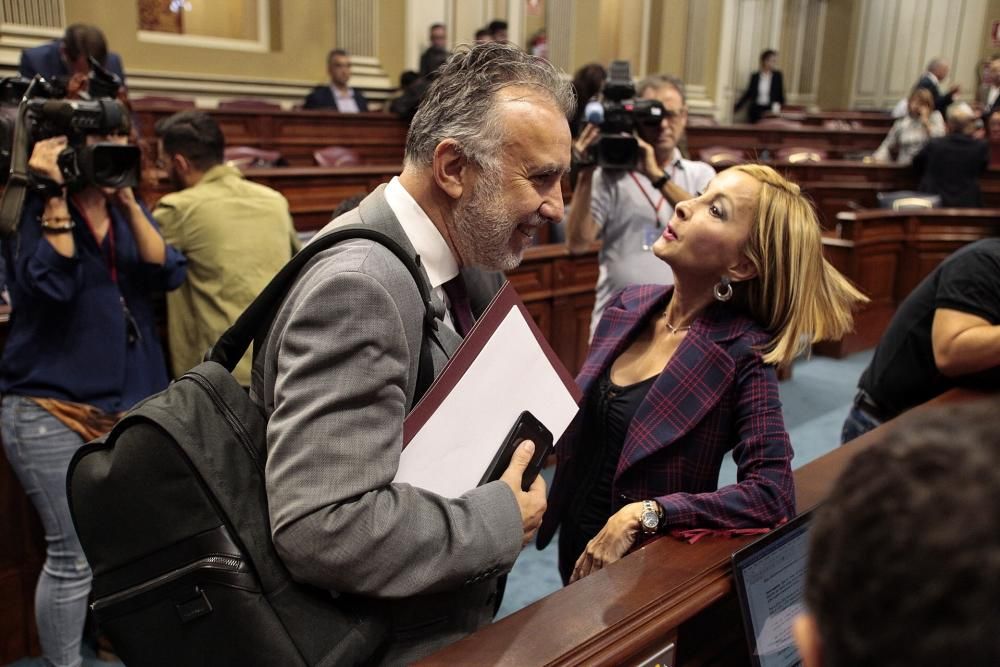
top-left (842, 238), bottom-right (1000, 443)
top-left (912, 102), bottom-right (989, 207)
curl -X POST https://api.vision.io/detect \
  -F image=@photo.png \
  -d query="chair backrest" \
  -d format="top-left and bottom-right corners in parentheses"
top-left (313, 145), bottom-right (362, 168)
top-left (697, 145), bottom-right (746, 168)
top-left (876, 190), bottom-right (941, 211)
top-left (756, 117), bottom-right (803, 129)
top-left (776, 146), bottom-right (827, 163)
top-left (217, 98), bottom-right (282, 111)
top-left (223, 146), bottom-right (283, 169)
top-left (686, 114), bottom-right (718, 127)
top-left (134, 95), bottom-right (196, 108)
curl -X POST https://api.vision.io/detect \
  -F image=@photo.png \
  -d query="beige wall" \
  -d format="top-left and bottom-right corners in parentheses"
top-left (379, 0), bottom-right (406, 84)
top-left (816, 0), bottom-right (859, 109)
top-left (65, 0), bottom-right (334, 83)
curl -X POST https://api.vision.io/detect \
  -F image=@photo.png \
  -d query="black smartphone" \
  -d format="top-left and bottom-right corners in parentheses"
top-left (479, 410), bottom-right (553, 491)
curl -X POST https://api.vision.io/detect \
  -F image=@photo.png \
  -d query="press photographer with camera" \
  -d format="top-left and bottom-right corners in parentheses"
top-left (565, 71), bottom-right (715, 337)
top-left (0, 92), bottom-right (185, 666)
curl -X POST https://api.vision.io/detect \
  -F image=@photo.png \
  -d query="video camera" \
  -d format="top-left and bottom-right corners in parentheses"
top-left (0, 58), bottom-right (139, 237)
top-left (582, 60), bottom-right (665, 170)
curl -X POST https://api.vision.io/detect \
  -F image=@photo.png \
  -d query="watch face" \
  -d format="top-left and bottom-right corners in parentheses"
top-left (642, 512), bottom-right (658, 530)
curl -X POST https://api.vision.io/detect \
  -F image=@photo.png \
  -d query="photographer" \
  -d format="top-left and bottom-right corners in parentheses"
top-left (19, 24), bottom-right (126, 100)
top-left (0, 127), bottom-right (185, 666)
top-left (565, 74), bottom-right (715, 337)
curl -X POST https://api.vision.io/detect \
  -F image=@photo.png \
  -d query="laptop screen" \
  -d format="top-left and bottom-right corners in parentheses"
top-left (731, 510), bottom-right (813, 667)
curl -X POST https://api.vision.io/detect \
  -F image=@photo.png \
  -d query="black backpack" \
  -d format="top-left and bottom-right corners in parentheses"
top-left (67, 226), bottom-right (440, 666)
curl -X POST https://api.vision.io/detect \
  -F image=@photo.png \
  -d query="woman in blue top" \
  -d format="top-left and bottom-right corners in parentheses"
top-left (0, 133), bottom-right (186, 667)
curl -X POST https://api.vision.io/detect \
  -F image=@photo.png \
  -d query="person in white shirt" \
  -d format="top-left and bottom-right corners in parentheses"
top-left (733, 49), bottom-right (786, 124)
top-left (303, 48), bottom-right (369, 112)
top-left (872, 87), bottom-right (945, 165)
top-left (916, 58), bottom-right (960, 115)
top-left (981, 54), bottom-right (1000, 122)
top-left (566, 74), bottom-right (716, 336)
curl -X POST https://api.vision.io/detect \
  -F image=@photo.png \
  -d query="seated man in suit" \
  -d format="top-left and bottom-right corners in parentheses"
top-left (19, 23), bottom-right (126, 96)
top-left (251, 42), bottom-right (572, 664)
top-left (152, 111), bottom-right (300, 387)
top-left (916, 58), bottom-right (961, 115)
top-left (796, 399), bottom-right (1000, 667)
top-left (912, 102), bottom-right (989, 207)
top-left (303, 48), bottom-right (369, 112)
top-left (842, 238), bottom-right (1000, 443)
top-left (733, 49), bottom-right (785, 123)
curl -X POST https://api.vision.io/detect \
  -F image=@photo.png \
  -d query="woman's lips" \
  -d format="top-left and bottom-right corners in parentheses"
top-left (662, 223), bottom-right (677, 241)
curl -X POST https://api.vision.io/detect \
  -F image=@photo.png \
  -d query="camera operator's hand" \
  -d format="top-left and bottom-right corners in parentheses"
top-left (634, 134), bottom-right (663, 182)
top-left (66, 72), bottom-right (89, 100)
top-left (28, 136), bottom-right (68, 185)
top-left (572, 123), bottom-right (600, 170)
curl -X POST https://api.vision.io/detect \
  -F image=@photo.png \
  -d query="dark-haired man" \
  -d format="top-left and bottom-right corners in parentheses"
top-left (488, 19), bottom-right (508, 43)
top-left (303, 48), bottom-right (369, 111)
top-left (420, 23), bottom-right (449, 77)
top-left (842, 238), bottom-right (1000, 443)
top-left (153, 111), bottom-right (299, 386)
top-left (19, 23), bottom-right (126, 96)
top-left (251, 42), bottom-right (572, 663)
top-left (796, 399), bottom-right (1000, 667)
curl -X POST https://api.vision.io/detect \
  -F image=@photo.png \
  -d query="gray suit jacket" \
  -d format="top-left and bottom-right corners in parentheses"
top-left (250, 185), bottom-right (523, 664)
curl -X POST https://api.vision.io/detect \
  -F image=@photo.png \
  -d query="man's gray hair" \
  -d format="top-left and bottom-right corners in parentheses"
top-left (404, 42), bottom-right (575, 171)
top-left (946, 101), bottom-right (976, 132)
top-left (637, 74), bottom-right (686, 105)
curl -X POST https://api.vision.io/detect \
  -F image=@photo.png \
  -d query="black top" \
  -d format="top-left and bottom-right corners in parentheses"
top-left (859, 239), bottom-right (1000, 418)
top-left (912, 134), bottom-right (989, 207)
top-left (569, 366), bottom-right (656, 538)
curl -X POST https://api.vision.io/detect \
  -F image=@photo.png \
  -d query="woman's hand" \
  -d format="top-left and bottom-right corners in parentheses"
top-left (107, 185), bottom-right (139, 211)
top-left (28, 136), bottom-right (68, 184)
top-left (570, 502), bottom-right (644, 583)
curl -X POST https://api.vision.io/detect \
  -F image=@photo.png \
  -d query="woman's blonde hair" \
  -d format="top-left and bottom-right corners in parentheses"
top-left (730, 164), bottom-right (868, 367)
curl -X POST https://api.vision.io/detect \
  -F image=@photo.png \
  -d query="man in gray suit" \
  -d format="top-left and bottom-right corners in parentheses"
top-left (251, 42), bottom-right (574, 664)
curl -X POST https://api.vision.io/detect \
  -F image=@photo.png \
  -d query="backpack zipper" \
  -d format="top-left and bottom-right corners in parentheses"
top-left (182, 373), bottom-right (263, 475)
top-left (90, 555), bottom-right (245, 613)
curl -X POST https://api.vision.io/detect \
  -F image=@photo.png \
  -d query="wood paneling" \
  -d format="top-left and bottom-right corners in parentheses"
top-left (816, 208), bottom-right (1000, 357)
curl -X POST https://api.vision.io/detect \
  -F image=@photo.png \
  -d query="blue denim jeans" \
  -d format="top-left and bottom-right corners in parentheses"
top-left (840, 403), bottom-right (883, 445)
top-left (2, 395), bottom-right (92, 667)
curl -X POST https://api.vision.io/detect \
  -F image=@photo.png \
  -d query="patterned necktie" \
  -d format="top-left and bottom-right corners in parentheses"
top-left (441, 274), bottom-right (475, 337)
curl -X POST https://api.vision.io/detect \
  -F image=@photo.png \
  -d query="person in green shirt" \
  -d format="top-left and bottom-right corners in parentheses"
top-left (153, 111), bottom-right (301, 386)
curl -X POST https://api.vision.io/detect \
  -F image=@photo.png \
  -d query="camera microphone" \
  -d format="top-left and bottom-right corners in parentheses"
top-left (584, 99), bottom-right (604, 125)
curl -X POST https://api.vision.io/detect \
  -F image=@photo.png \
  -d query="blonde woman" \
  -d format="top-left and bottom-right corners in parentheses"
top-left (537, 165), bottom-right (867, 584)
top-left (873, 88), bottom-right (945, 165)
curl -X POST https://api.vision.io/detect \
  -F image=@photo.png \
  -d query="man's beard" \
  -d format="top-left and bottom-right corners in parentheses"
top-left (452, 166), bottom-right (535, 272)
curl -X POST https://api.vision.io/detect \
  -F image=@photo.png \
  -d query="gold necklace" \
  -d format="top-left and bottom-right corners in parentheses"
top-left (661, 311), bottom-right (692, 335)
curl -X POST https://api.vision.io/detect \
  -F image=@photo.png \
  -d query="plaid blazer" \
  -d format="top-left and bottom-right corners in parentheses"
top-left (538, 284), bottom-right (795, 549)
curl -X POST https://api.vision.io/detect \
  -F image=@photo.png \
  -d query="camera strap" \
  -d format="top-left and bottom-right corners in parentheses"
top-left (629, 171), bottom-right (665, 224)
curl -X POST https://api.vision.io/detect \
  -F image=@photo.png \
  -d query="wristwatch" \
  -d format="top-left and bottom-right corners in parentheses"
top-left (639, 500), bottom-right (662, 535)
top-left (649, 172), bottom-right (671, 190)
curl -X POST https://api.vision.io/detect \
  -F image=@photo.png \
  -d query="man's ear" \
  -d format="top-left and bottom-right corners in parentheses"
top-left (728, 254), bottom-right (758, 283)
top-left (431, 139), bottom-right (469, 200)
top-left (792, 613), bottom-right (824, 667)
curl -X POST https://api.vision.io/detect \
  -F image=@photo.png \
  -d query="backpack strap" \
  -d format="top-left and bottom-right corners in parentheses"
top-left (208, 225), bottom-right (441, 406)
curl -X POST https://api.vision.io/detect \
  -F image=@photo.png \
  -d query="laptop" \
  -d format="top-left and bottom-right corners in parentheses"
top-left (731, 510), bottom-right (814, 667)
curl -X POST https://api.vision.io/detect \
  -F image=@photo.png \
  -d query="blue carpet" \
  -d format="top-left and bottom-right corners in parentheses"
top-left (497, 349), bottom-right (874, 619)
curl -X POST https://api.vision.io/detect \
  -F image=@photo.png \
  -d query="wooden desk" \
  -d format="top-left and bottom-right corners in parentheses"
top-left (132, 101), bottom-right (407, 167)
top-left (818, 208), bottom-right (1000, 357)
top-left (686, 124), bottom-right (886, 159)
top-left (762, 110), bottom-right (895, 129)
top-left (419, 388), bottom-right (991, 666)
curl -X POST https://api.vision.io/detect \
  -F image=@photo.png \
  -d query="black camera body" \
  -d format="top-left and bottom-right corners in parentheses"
top-left (0, 58), bottom-right (139, 191)
top-left (584, 60), bottom-right (666, 170)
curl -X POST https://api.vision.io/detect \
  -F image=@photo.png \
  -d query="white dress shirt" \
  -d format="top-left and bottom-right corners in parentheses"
top-left (756, 71), bottom-right (772, 106)
top-left (331, 86), bottom-right (360, 113)
top-left (383, 177), bottom-right (462, 332)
